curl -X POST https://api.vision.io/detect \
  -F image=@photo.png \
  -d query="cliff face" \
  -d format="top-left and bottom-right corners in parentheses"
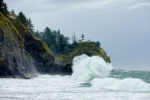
top-left (0, 12), bottom-right (36, 78)
top-left (0, 12), bottom-right (54, 77)
top-left (9, 17), bottom-right (54, 73)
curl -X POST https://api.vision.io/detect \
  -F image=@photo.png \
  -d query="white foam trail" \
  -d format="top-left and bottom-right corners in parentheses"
top-left (72, 54), bottom-right (113, 81)
top-left (91, 78), bottom-right (150, 91)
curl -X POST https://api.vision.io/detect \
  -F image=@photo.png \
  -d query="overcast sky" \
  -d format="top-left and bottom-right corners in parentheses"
top-left (5, 0), bottom-right (150, 70)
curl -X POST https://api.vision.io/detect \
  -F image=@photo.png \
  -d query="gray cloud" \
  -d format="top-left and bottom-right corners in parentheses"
top-left (5, 0), bottom-right (134, 13)
top-left (128, 2), bottom-right (150, 9)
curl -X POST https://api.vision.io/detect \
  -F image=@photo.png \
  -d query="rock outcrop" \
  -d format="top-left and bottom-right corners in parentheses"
top-left (0, 12), bottom-right (54, 78)
top-left (9, 17), bottom-right (54, 73)
top-left (56, 42), bottom-right (111, 73)
top-left (0, 13), bottom-right (36, 78)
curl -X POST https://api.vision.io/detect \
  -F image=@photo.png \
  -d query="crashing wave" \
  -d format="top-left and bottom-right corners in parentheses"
top-left (72, 54), bottom-right (113, 81)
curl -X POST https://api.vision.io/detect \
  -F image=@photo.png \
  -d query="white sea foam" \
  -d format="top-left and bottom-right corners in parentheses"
top-left (91, 77), bottom-right (150, 91)
top-left (0, 75), bottom-right (150, 100)
top-left (72, 54), bottom-right (113, 81)
top-left (71, 54), bottom-right (150, 92)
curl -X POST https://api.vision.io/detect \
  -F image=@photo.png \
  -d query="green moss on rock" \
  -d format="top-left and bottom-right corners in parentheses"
top-left (0, 12), bottom-right (54, 74)
top-left (0, 12), bottom-right (24, 47)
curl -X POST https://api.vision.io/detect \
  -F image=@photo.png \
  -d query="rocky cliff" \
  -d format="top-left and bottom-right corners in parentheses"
top-left (0, 12), bottom-right (54, 78)
top-left (56, 42), bottom-right (111, 73)
top-left (0, 12), bottom-right (111, 78)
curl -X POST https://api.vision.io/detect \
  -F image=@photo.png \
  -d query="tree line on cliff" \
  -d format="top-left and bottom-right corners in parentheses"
top-left (0, 0), bottom-right (101, 55)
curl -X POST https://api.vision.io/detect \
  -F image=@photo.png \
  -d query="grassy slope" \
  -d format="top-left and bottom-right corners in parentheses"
top-left (56, 42), bottom-right (111, 65)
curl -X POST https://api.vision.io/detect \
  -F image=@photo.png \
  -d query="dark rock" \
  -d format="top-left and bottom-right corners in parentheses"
top-left (0, 12), bottom-right (37, 78)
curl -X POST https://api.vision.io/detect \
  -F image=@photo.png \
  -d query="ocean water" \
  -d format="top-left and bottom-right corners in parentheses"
top-left (0, 54), bottom-right (150, 100)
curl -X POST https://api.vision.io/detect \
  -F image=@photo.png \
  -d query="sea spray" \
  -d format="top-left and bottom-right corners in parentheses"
top-left (72, 54), bottom-right (113, 81)
top-left (71, 54), bottom-right (150, 92)
top-left (91, 77), bottom-right (150, 91)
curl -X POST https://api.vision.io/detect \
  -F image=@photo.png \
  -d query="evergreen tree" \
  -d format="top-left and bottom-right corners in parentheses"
top-left (17, 12), bottom-right (28, 27)
top-left (40, 28), bottom-right (71, 54)
top-left (42, 27), bottom-right (52, 46)
top-left (34, 27), bottom-right (102, 55)
top-left (42, 27), bottom-right (56, 52)
top-left (57, 34), bottom-right (69, 54)
top-left (27, 18), bottom-right (34, 32)
top-left (17, 12), bottom-right (34, 32)
top-left (34, 31), bottom-right (43, 39)
top-left (0, 0), bottom-right (9, 15)
top-left (9, 9), bottom-right (16, 19)
top-left (96, 41), bottom-right (101, 48)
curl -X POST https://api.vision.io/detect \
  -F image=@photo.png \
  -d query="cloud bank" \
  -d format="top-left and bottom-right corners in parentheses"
top-left (129, 2), bottom-right (150, 9)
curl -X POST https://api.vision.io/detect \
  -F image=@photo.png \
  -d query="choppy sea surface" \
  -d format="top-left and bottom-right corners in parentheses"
top-left (0, 70), bottom-right (150, 100)
top-left (0, 55), bottom-right (150, 100)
